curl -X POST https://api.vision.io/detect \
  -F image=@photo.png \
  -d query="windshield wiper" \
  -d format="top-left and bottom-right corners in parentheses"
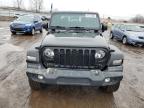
top-left (68, 26), bottom-right (98, 31)
top-left (50, 26), bottom-right (67, 29)
top-left (126, 29), bottom-right (133, 31)
top-left (68, 26), bottom-right (86, 29)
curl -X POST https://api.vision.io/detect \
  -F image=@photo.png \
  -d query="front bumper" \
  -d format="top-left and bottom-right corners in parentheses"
top-left (26, 66), bottom-right (123, 86)
top-left (128, 38), bottom-right (144, 45)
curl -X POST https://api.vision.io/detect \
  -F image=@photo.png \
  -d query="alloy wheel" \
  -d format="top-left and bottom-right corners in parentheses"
top-left (122, 37), bottom-right (127, 44)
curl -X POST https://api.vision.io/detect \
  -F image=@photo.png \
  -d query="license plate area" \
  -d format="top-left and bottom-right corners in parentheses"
top-left (57, 77), bottom-right (90, 85)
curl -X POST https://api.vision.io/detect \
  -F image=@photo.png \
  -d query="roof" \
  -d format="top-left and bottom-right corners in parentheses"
top-left (51, 11), bottom-right (99, 15)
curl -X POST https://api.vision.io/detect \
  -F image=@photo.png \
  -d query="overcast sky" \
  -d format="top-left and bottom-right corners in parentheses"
top-left (0, 0), bottom-right (144, 19)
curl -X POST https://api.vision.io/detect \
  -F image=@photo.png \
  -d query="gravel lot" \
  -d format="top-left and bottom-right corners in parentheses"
top-left (0, 21), bottom-right (144, 108)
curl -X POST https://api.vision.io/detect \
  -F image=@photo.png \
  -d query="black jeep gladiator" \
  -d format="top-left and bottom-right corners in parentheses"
top-left (26, 11), bottom-right (124, 93)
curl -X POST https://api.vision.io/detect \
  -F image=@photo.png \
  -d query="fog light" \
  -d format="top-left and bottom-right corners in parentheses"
top-left (38, 75), bottom-right (43, 80)
top-left (27, 56), bottom-right (36, 62)
top-left (105, 78), bottom-right (110, 82)
top-left (113, 59), bottom-right (123, 66)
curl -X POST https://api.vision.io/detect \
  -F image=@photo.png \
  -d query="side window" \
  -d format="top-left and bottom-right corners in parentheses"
top-left (34, 16), bottom-right (41, 22)
top-left (113, 24), bottom-right (116, 28)
top-left (116, 24), bottom-right (121, 29)
top-left (38, 16), bottom-right (42, 22)
top-left (112, 24), bottom-right (118, 29)
top-left (113, 24), bottom-right (120, 29)
top-left (34, 16), bottom-right (38, 21)
top-left (116, 24), bottom-right (120, 28)
top-left (119, 25), bottom-right (125, 30)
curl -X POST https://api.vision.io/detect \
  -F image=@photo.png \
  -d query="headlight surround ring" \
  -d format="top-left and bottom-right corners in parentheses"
top-left (43, 48), bottom-right (54, 60)
top-left (95, 50), bottom-right (106, 59)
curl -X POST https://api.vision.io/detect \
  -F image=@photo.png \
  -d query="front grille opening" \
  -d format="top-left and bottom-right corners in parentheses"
top-left (42, 47), bottom-right (110, 70)
top-left (60, 49), bottom-right (65, 65)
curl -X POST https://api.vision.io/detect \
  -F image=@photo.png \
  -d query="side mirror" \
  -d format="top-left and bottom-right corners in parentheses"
top-left (102, 23), bottom-right (108, 32)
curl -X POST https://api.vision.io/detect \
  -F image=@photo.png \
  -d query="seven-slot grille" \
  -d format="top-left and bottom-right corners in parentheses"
top-left (42, 48), bottom-right (109, 69)
top-left (54, 49), bottom-right (96, 67)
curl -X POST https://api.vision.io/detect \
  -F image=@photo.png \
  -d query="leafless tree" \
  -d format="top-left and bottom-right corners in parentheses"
top-left (131, 15), bottom-right (144, 24)
top-left (31, 0), bottom-right (43, 12)
top-left (15, 0), bottom-right (23, 10)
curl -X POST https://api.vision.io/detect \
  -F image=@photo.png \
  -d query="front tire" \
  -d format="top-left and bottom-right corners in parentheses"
top-left (28, 79), bottom-right (47, 90)
top-left (122, 36), bottom-right (127, 44)
top-left (100, 82), bottom-right (120, 93)
top-left (40, 28), bottom-right (43, 33)
top-left (110, 32), bottom-right (114, 39)
top-left (30, 28), bottom-right (35, 35)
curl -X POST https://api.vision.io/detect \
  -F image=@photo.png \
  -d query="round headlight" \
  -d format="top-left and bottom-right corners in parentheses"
top-left (95, 50), bottom-right (106, 59)
top-left (43, 48), bottom-right (54, 59)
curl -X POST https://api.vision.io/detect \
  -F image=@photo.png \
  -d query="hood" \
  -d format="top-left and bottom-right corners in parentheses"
top-left (126, 31), bottom-right (144, 37)
top-left (12, 20), bottom-right (31, 25)
top-left (41, 32), bottom-right (109, 48)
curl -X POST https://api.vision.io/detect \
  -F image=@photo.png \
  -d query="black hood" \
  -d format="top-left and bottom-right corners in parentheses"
top-left (41, 32), bottom-right (109, 48)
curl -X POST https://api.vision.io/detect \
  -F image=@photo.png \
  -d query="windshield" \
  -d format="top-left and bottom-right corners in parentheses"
top-left (50, 13), bottom-right (101, 29)
top-left (16, 16), bottom-right (34, 23)
top-left (126, 25), bottom-right (143, 32)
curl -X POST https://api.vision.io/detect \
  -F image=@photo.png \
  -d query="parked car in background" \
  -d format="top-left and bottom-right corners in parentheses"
top-left (13, 13), bottom-right (27, 18)
top-left (110, 23), bottom-right (144, 46)
top-left (10, 15), bottom-right (43, 35)
top-left (41, 16), bottom-right (49, 30)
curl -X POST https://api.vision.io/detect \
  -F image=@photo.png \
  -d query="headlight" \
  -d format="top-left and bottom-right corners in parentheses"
top-left (95, 50), bottom-right (106, 59)
top-left (43, 48), bottom-right (54, 59)
top-left (113, 59), bottom-right (123, 66)
top-left (25, 24), bottom-right (32, 26)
